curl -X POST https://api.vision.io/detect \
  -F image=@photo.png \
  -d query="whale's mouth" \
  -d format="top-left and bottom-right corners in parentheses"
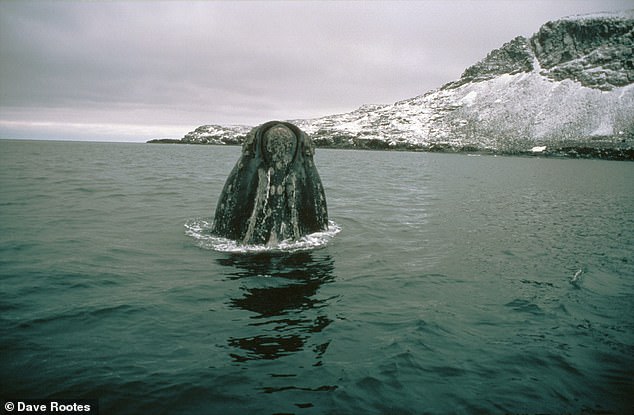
top-left (262, 124), bottom-right (298, 170)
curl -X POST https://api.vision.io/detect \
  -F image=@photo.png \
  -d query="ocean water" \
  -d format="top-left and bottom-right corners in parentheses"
top-left (1, 139), bottom-right (633, 414)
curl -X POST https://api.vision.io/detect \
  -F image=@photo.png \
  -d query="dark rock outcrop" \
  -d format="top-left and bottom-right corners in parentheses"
top-left (445, 36), bottom-right (535, 89)
top-left (532, 13), bottom-right (634, 89)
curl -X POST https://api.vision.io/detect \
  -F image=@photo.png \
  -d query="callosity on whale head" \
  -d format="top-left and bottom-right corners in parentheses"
top-left (211, 121), bottom-right (328, 246)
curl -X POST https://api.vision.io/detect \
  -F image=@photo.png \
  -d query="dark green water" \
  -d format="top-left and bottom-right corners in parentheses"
top-left (1, 140), bottom-right (633, 414)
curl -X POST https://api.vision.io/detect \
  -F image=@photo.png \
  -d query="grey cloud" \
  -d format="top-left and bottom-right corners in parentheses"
top-left (1, 0), bottom-right (632, 141)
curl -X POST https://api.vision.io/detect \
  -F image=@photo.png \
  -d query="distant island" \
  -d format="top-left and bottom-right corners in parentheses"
top-left (149, 10), bottom-right (634, 160)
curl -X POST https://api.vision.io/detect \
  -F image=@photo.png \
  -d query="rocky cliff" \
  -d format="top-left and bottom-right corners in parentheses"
top-left (153, 11), bottom-right (634, 159)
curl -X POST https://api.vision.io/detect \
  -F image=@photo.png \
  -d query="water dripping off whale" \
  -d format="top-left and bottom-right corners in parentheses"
top-left (211, 121), bottom-right (329, 246)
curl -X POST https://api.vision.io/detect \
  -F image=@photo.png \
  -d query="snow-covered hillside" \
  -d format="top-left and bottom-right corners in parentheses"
top-left (179, 124), bottom-right (250, 145)
top-left (294, 70), bottom-right (633, 152)
top-left (168, 11), bottom-right (634, 158)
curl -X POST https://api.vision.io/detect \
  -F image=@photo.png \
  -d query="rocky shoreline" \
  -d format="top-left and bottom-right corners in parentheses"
top-left (147, 137), bottom-right (634, 161)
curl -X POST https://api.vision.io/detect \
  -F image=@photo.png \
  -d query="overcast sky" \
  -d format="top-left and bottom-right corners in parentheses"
top-left (1, 0), bottom-right (631, 142)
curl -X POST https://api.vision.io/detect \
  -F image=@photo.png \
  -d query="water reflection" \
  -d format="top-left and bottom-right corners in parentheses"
top-left (217, 252), bottom-right (336, 363)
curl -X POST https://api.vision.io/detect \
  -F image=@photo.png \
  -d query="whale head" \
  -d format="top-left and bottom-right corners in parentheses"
top-left (211, 121), bottom-right (328, 246)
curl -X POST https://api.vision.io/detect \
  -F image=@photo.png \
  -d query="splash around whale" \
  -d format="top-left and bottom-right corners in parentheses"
top-left (209, 121), bottom-right (333, 249)
top-left (185, 217), bottom-right (340, 253)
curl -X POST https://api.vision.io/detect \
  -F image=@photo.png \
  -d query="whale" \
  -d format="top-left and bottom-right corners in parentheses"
top-left (211, 121), bottom-right (328, 246)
